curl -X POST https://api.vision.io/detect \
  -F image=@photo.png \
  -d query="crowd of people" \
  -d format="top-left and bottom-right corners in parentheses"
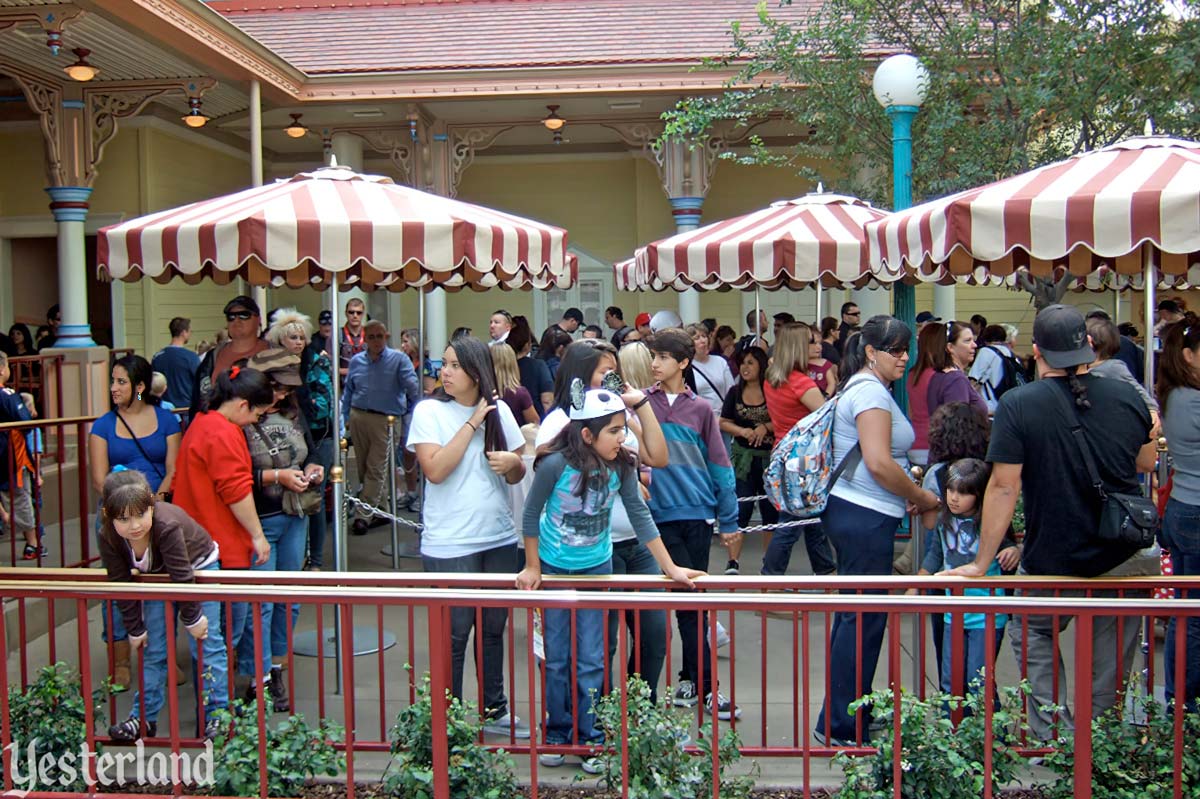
top-left (21, 289), bottom-right (1194, 760)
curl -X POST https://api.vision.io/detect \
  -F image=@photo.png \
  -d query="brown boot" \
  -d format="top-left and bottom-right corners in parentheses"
top-left (112, 640), bottom-right (132, 692)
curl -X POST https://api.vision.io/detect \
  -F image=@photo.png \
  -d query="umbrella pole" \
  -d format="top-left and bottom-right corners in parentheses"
top-left (816, 281), bottom-right (823, 323)
top-left (1143, 243), bottom-right (1155, 397)
top-left (329, 280), bottom-right (345, 692)
top-left (755, 286), bottom-right (761, 346)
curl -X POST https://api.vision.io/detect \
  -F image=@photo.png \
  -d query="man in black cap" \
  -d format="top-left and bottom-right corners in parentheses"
top-left (189, 295), bottom-right (268, 414)
top-left (311, 310), bottom-right (333, 356)
top-left (915, 310), bottom-right (941, 331)
top-left (945, 303), bottom-right (1158, 741)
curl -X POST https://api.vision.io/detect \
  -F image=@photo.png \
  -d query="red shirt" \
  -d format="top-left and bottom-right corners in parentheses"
top-left (171, 411), bottom-right (256, 568)
top-left (764, 371), bottom-right (820, 442)
top-left (907, 368), bottom-right (936, 450)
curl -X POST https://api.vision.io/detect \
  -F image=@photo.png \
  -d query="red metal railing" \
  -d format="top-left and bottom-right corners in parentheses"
top-left (0, 569), bottom-right (1197, 799)
top-left (8, 353), bottom-right (65, 425)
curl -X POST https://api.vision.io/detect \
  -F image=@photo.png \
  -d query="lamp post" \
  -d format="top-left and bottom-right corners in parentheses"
top-left (873, 53), bottom-right (928, 410)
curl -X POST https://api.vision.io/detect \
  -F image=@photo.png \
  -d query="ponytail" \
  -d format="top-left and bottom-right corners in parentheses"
top-left (208, 365), bottom-right (274, 410)
top-left (837, 332), bottom-right (867, 391)
top-left (1065, 365), bottom-right (1091, 410)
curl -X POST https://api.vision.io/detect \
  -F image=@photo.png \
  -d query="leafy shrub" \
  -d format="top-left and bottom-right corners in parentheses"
top-left (589, 676), bottom-right (757, 799)
top-left (208, 698), bottom-right (344, 797)
top-left (382, 671), bottom-right (518, 799)
top-left (836, 683), bottom-right (1029, 799)
top-left (1040, 689), bottom-right (1200, 798)
top-left (7, 663), bottom-right (107, 793)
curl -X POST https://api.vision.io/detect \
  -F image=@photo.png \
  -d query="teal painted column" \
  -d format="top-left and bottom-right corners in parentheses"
top-left (45, 186), bottom-right (96, 348)
top-left (887, 105), bottom-right (918, 411)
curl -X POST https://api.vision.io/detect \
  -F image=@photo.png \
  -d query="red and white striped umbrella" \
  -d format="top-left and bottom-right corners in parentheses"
top-left (618, 192), bottom-right (902, 291)
top-left (97, 165), bottom-right (571, 290)
top-left (866, 136), bottom-right (1200, 279)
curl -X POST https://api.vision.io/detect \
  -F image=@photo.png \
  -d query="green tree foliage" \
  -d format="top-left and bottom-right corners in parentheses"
top-left (662, 0), bottom-right (1200, 207)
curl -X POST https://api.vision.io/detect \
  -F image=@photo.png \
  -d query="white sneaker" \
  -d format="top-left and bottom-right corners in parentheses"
top-left (580, 755), bottom-right (604, 775)
top-left (539, 752), bottom-right (566, 767)
top-left (715, 621), bottom-right (730, 649)
top-left (481, 712), bottom-right (530, 739)
top-left (673, 679), bottom-right (698, 707)
top-left (704, 691), bottom-right (741, 721)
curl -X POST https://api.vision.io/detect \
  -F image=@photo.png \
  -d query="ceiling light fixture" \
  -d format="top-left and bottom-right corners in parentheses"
top-left (63, 48), bottom-right (98, 82)
top-left (181, 96), bottom-right (210, 128)
top-left (284, 113), bottom-right (308, 138)
top-left (542, 105), bottom-right (565, 131)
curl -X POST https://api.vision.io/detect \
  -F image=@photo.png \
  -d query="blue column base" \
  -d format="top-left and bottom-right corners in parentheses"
top-left (51, 323), bottom-right (96, 348)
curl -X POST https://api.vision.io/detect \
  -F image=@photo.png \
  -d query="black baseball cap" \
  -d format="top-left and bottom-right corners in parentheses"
top-left (1033, 304), bottom-right (1094, 369)
top-left (319, 310), bottom-right (333, 325)
top-left (1158, 299), bottom-right (1182, 314)
top-left (223, 295), bottom-right (261, 317)
top-left (916, 311), bottom-right (941, 325)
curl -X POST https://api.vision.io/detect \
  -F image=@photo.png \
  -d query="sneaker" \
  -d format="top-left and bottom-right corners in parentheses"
top-left (268, 666), bottom-right (291, 713)
top-left (579, 755), bottom-right (604, 775)
top-left (714, 621), bottom-right (730, 649)
top-left (21, 544), bottom-right (46, 560)
top-left (109, 717), bottom-right (155, 742)
top-left (481, 712), bottom-right (530, 739)
top-left (813, 728), bottom-right (859, 748)
top-left (703, 691), bottom-right (741, 721)
top-left (724, 559), bottom-right (740, 575)
top-left (673, 680), bottom-right (698, 707)
top-left (203, 716), bottom-right (224, 741)
top-left (538, 752), bottom-right (566, 767)
top-left (406, 494), bottom-right (421, 514)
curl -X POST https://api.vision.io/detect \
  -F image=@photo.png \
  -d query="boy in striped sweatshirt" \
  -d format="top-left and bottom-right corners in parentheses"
top-left (645, 328), bottom-right (742, 720)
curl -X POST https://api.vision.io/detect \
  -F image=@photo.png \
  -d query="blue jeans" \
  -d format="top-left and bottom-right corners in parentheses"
top-left (133, 562), bottom-right (229, 723)
top-left (236, 513), bottom-right (307, 677)
top-left (1162, 497), bottom-right (1200, 711)
top-left (543, 559), bottom-right (609, 746)
top-left (761, 514), bottom-right (837, 576)
top-left (607, 539), bottom-right (667, 703)
top-left (96, 512), bottom-right (127, 642)
top-left (815, 495), bottom-right (900, 741)
top-left (307, 436), bottom-right (334, 568)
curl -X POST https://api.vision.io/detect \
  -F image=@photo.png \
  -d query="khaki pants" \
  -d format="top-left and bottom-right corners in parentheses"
top-left (348, 409), bottom-right (399, 523)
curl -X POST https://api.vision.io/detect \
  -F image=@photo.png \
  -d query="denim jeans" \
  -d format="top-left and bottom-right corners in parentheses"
top-left (132, 561), bottom-right (229, 723)
top-left (657, 519), bottom-right (714, 697)
top-left (1162, 497), bottom-right (1200, 711)
top-left (96, 512), bottom-right (127, 642)
top-left (307, 436), bottom-right (334, 568)
top-left (543, 558), bottom-right (610, 746)
top-left (422, 543), bottom-right (517, 718)
top-left (760, 515), bottom-right (837, 576)
top-left (815, 495), bottom-right (900, 741)
top-left (607, 539), bottom-right (667, 703)
top-left (236, 513), bottom-right (307, 677)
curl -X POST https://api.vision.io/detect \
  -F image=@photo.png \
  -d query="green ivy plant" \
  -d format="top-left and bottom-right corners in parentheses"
top-left (7, 663), bottom-right (108, 793)
top-left (382, 670), bottom-right (518, 799)
top-left (589, 676), bottom-right (757, 799)
top-left (836, 683), bottom-right (1029, 799)
top-left (208, 697), bottom-right (345, 797)
top-left (1040, 688), bottom-right (1200, 798)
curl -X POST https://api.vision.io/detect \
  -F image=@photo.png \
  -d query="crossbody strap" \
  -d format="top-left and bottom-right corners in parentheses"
top-left (115, 412), bottom-right (165, 481)
top-left (1047, 379), bottom-right (1107, 500)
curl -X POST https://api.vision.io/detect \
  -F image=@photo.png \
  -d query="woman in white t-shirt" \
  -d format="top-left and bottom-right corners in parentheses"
top-left (407, 335), bottom-right (528, 737)
top-left (686, 323), bottom-right (735, 417)
top-left (536, 339), bottom-right (671, 699)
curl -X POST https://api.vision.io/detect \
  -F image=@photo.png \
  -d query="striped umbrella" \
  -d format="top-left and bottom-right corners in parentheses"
top-left (97, 165), bottom-right (571, 290)
top-left (620, 192), bottom-right (904, 292)
top-left (865, 136), bottom-right (1200, 279)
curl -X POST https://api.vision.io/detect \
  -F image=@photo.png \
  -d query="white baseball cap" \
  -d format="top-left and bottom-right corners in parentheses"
top-left (568, 386), bottom-right (627, 421)
top-left (649, 310), bottom-right (682, 332)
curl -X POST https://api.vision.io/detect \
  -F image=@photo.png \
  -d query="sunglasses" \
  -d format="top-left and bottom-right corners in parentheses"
top-left (225, 311), bottom-right (254, 321)
top-left (346, 309), bottom-right (364, 316)
top-left (845, 310), bottom-right (861, 317)
top-left (880, 344), bottom-right (910, 356)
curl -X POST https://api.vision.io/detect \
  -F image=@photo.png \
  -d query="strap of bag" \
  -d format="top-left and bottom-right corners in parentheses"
top-left (1047, 379), bottom-right (1107, 501)
top-left (693, 360), bottom-right (728, 402)
top-left (115, 412), bottom-right (165, 481)
top-left (828, 374), bottom-right (876, 488)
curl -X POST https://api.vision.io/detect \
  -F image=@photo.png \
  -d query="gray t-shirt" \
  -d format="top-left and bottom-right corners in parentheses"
top-left (1165, 386), bottom-right (1200, 505)
top-left (829, 375), bottom-right (915, 518)
top-left (1091, 358), bottom-right (1158, 413)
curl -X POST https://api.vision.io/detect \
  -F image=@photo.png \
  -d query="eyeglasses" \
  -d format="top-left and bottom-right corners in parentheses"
top-left (225, 311), bottom-right (253, 322)
top-left (346, 309), bottom-right (364, 317)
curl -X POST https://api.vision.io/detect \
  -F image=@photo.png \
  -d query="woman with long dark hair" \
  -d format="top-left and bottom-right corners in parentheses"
top-left (8, 324), bottom-right (36, 356)
top-left (407, 335), bottom-right (528, 736)
top-left (908, 324), bottom-right (945, 465)
top-left (537, 326), bottom-right (573, 381)
top-left (926, 321), bottom-right (988, 420)
top-left (88, 354), bottom-right (182, 689)
top-left (816, 315), bottom-right (940, 747)
top-left (719, 346), bottom-right (776, 574)
top-left (1156, 315), bottom-right (1200, 711)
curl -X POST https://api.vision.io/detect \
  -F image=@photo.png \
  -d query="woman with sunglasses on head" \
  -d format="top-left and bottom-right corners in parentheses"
top-left (190, 296), bottom-right (268, 415)
top-left (815, 315), bottom-right (940, 748)
top-left (407, 335), bottom-right (528, 737)
top-left (233, 349), bottom-right (324, 714)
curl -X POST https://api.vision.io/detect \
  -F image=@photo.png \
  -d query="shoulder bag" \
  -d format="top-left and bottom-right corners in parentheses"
top-left (115, 412), bottom-right (168, 497)
top-left (1050, 381), bottom-right (1157, 548)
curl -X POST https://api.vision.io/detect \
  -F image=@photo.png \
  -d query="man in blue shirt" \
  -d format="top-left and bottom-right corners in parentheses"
top-left (343, 320), bottom-right (420, 535)
top-left (151, 318), bottom-right (200, 409)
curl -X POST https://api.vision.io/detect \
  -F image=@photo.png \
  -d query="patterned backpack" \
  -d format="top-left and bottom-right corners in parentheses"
top-left (764, 380), bottom-right (865, 518)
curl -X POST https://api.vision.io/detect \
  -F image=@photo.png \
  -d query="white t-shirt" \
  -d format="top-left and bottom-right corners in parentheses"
top-left (406, 397), bottom-right (525, 558)
top-left (829, 376), bottom-right (915, 518)
top-left (536, 407), bottom-right (641, 543)
top-left (691, 356), bottom-right (734, 416)
top-left (968, 344), bottom-right (1010, 413)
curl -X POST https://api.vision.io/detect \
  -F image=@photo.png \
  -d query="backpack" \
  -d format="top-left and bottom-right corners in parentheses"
top-left (305, 352), bottom-right (334, 435)
top-left (980, 345), bottom-right (1027, 401)
top-left (764, 380), bottom-right (865, 518)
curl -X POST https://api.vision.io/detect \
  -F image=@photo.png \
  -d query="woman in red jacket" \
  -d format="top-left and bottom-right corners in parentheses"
top-left (172, 365), bottom-right (274, 689)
